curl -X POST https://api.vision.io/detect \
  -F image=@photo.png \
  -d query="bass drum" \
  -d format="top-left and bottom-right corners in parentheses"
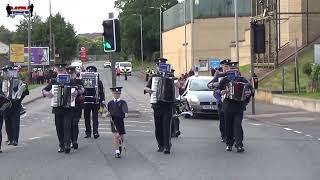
top-left (156, 77), bottom-right (175, 103)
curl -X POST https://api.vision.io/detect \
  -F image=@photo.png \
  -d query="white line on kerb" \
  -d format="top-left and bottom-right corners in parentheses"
top-left (294, 131), bottom-right (302, 134)
top-left (29, 137), bottom-right (41, 140)
top-left (284, 128), bottom-right (292, 131)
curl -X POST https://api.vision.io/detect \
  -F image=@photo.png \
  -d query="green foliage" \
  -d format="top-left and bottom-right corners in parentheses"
top-left (3, 13), bottom-right (78, 64)
top-left (310, 63), bottom-right (320, 81)
top-left (18, 71), bottom-right (29, 81)
top-left (302, 62), bottom-right (312, 76)
top-left (114, 0), bottom-right (178, 61)
top-left (0, 25), bottom-right (14, 44)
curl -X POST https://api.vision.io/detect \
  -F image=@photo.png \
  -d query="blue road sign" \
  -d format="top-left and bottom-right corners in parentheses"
top-left (209, 59), bottom-right (220, 69)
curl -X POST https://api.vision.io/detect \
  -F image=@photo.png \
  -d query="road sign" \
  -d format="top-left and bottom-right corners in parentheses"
top-left (10, 44), bottom-right (24, 63)
top-left (209, 59), bottom-right (221, 69)
top-left (80, 47), bottom-right (87, 62)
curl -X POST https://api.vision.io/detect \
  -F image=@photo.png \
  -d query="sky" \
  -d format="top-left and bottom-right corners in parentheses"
top-left (0, 0), bottom-right (118, 34)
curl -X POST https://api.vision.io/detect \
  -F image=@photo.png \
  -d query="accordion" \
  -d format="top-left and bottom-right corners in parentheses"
top-left (225, 81), bottom-right (251, 102)
top-left (51, 84), bottom-right (76, 108)
top-left (150, 76), bottom-right (176, 104)
top-left (81, 72), bottom-right (99, 104)
top-left (2, 79), bottom-right (27, 100)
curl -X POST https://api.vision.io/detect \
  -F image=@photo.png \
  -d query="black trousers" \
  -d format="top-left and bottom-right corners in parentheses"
top-left (0, 114), bottom-right (3, 148)
top-left (4, 104), bottom-right (20, 143)
top-left (84, 104), bottom-right (99, 135)
top-left (71, 110), bottom-right (81, 143)
top-left (153, 104), bottom-right (173, 149)
top-left (171, 106), bottom-right (180, 136)
top-left (217, 103), bottom-right (225, 140)
top-left (225, 111), bottom-right (244, 147)
top-left (54, 111), bottom-right (72, 148)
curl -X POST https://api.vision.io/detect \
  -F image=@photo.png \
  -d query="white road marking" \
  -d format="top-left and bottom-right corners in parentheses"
top-left (99, 132), bottom-right (112, 134)
top-left (127, 130), bottom-right (152, 133)
top-left (293, 131), bottom-right (302, 134)
top-left (149, 120), bottom-right (153, 122)
top-left (318, 138), bottom-right (320, 141)
top-left (305, 134), bottom-right (312, 137)
top-left (126, 121), bottom-right (152, 124)
top-left (249, 123), bottom-right (262, 126)
top-left (284, 128), bottom-right (292, 131)
top-left (29, 137), bottom-right (41, 140)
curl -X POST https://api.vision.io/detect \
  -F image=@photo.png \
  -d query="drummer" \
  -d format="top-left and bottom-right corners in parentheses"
top-left (215, 61), bottom-right (253, 153)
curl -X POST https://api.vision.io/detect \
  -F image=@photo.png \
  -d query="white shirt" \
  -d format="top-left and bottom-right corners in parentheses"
top-left (113, 98), bottom-right (121, 102)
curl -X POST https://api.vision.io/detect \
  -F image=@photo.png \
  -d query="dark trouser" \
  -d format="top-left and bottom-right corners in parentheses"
top-left (71, 110), bottom-right (81, 143)
top-left (153, 104), bottom-right (173, 150)
top-left (54, 111), bottom-right (72, 148)
top-left (0, 114), bottom-right (3, 148)
top-left (84, 104), bottom-right (99, 135)
top-left (217, 103), bottom-right (225, 140)
top-left (145, 74), bottom-right (149, 81)
top-left (171, 106), bottom-right (180, 136)
top-left (4, 104), bottom-right (20, 143)
top-left (225, 111), bottom-right (244, 147)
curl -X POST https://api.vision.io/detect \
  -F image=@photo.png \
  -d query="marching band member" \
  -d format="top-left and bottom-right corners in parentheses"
top-left (215, 62), bottom-right (254, 152)
top-left (107, 87), bottom-right (128, 158)
top-left (2, 66), bottom-right (29, 146)
top-left (83, 66), bottom-right (105, 139)
top-left (144, 58), bottom-right (173, 154)
top-left (42, 63), bottom-right (80, 154)
top-left (210, 59), bottom-right (231, 142)
top-left (66, 66), bottom-right (84, 150)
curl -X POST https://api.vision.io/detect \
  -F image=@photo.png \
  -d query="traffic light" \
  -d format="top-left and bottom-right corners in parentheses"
top-left (102, 19), bottom-right (121, 52)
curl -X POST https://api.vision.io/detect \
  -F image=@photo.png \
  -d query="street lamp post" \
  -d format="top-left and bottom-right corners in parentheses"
top-left (49, 0), bottom-right (53, 63)
top-left (235, 0), bottom-right (240, 62)
top-left (133, 14), bottom-right (144, 71)
top-left (28, 0), bottom-right (32, 81)
top-left (149, 7), bottom-right (162, 58)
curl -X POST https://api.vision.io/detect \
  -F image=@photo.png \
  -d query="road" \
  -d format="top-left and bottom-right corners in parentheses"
top-left (0, 61), bottom-right (320, 180)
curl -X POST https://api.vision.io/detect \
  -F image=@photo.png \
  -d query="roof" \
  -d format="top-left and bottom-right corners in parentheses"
top-left (188, 75), bottom-right (213, 80)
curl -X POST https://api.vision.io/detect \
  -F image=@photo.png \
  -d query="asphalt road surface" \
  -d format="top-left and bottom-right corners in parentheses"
top-left (0, 61), bottom-right (320, 180)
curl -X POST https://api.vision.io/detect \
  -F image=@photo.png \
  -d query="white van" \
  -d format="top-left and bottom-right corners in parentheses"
top-left (118, 62), bottom-right (132, 75)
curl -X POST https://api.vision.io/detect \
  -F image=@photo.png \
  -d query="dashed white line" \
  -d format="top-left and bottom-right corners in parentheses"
top-left (284, 128), bottom-right (292, 131)
top-left (29, 137), bottom-right (41, 140)
top-left (293, 131), bottom-right (302, 134)
top-left (318, 138), bottom-right (320, 141)
top-left (305, 134), bottom-right (312, 137)
top-left (126, 121), bottom-right (152, 124)
top-left (127, 130), bottom-right (152, 133)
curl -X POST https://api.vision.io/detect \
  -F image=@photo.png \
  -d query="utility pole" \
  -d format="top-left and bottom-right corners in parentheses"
top-left (49, 0), bottom-right (52, 63)
top-left (28, 0), bottom-right (32, 82)
top-left (235, 0), bottom-right (240, 62)
top-left (53, 33), bottom-right (56, 62)
top-left (184, 0), bottom-right (188, 73)
top-left (250, 21), bottom-right (256, 115)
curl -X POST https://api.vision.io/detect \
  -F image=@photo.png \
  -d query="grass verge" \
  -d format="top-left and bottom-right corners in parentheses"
top-left (28, 83), bottom-right (45, 90)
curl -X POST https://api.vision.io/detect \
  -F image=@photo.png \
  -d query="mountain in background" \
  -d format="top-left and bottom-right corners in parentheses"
top-left (77, 33), bottom-right (102, 40)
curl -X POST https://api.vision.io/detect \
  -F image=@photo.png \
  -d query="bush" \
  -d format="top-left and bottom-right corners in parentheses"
top-left (152, 51), bottom-right (160, 60)
top-left (302, 62), bottom-right (312, 76)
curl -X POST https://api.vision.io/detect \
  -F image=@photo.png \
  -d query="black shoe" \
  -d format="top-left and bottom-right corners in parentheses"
top-left (163, 148), bottom-right (170, 154)
top-left (72, 142), bottom-right (78, 150)
top-left (65, 147), bottom-right (71, 154)
top-left (175, 131), bottom-right (181, 137)
top-left (93, 133), bottom-right (100, 139)
top-left (226, 146), bottom-right (232, 151)
top-left (84, 134), bottom-right (91, 138)
top-left (7, 141), bottom-right (13, 145)
top-left (115, 153), bottom-right (121, 158)
top-left (236, 146), bottom-right (245, 153)
top-left (12, 141), bottom-right (18, 146)
top-left (58, 148), bottom-right (65, 153)
top-left (157, 147), bottom-right (164, 152)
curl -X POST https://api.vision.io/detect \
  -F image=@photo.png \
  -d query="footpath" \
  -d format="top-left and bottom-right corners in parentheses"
top-left (22, 85), bottom-right (45, 106)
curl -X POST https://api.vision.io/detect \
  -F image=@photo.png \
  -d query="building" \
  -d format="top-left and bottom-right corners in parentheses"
top-left (0, 41), bottom-right (9, 54)
top-left (162, 0), bottom-right (251, 76)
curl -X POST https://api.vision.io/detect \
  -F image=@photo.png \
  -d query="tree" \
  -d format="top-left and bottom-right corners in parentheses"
top-left (114, 0), bottom-right (178, 61)
top-left (0, 26), bottom-right (13, 44)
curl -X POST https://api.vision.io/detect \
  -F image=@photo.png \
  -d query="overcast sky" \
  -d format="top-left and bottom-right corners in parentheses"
top-left (0, 0), bottom-right (118, 34)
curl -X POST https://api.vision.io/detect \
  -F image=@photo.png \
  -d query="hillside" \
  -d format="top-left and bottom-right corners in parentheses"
top-left (77, 33), bottom-right (102, 40)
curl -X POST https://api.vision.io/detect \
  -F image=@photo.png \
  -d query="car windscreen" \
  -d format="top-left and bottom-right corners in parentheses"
top-left (189, 78), bottom-right (212, 91)
top-left (120, 62), bottom-right (132, 67)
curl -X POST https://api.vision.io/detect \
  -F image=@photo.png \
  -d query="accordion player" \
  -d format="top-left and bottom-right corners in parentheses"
top-left (50, 74), bottom-right (77, 108)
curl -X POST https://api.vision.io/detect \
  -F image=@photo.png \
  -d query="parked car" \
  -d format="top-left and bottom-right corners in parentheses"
top-left (181, 76), bottom-right (217, 117)
top-left (118, 62), bottom-right (132, 75)
top-left (70, 60), bottom-right (84, 72)
top-left (104, 61), bottom-right (111, 68)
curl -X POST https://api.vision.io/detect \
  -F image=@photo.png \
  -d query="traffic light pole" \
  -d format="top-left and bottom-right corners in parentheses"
top-left (110, 52), bottom-right (116, 87)
top-left (250, 21), bottom-right (256, 115)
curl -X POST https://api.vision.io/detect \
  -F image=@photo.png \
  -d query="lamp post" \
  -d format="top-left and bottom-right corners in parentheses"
top-left (28, 0), bottom-right (32, 82)
top-left (49, 0), bottom-right (53, 63)
top-left (149, 7), bottom-right (163, 58)
top-left (133, 14), bottom-right (144, 71)
top-left (234, 0), bottom-right (240, 62)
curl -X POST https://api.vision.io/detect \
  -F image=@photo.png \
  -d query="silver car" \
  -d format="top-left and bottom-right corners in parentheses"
top-left (182, 76), bottom-right (217, 117)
